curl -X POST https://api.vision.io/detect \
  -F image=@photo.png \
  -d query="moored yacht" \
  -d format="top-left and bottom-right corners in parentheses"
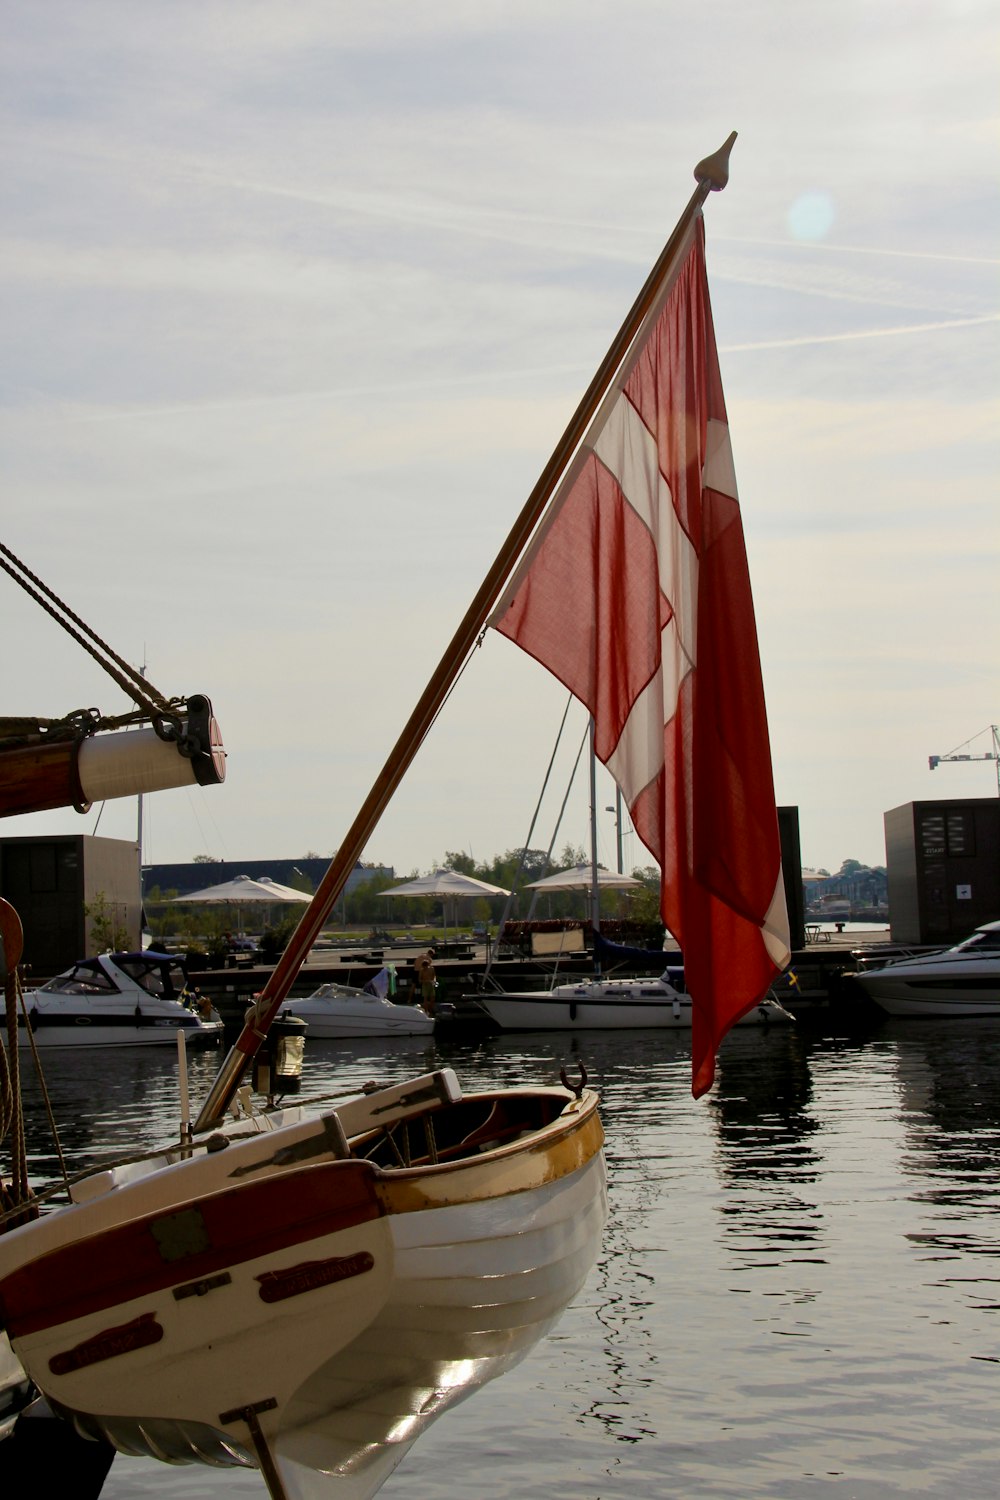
top-left (851, 921), bottom-right (1000, 1016)
top-left (476, 969), bottom-right (793, 1031)
top-left (283, 981), bottom-right (434, 1038)
top-left (18, 951), bottom-right (223, 1049)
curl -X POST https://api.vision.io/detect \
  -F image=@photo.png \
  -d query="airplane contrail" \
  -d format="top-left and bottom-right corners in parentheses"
top-left (721, 312), bottom-right (1000, 352)
top-left (712, 232), bottom-right (1000, 268)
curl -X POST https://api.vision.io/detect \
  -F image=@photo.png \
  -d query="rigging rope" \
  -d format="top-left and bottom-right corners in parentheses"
top-left (485, 691), bottom-right (576, 978)
top-left (0, 540), bottom-right (186, 735)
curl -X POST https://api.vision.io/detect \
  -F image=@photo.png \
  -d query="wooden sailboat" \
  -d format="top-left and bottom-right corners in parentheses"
top-left (0, 1070), bottom-right (605, 1498)
top-left (0, 134), bottom-right (783, 1499)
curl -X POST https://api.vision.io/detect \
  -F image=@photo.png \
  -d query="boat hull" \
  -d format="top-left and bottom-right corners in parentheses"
top-left (854, 967), bottom-right (1000, 1017)
top-left (283, 992), bottom-right (433, 1039)
top-left (477, 985), bottom-right (790, 1031)
top-left (291, 1017), bottom-right (432, 1039)
top-left (0, 1077), bottom-right (605, 1497)
top-left (17, 1016), bottom-right (223, 1049)
top-left (481, 993), bottom-right (694, 1029)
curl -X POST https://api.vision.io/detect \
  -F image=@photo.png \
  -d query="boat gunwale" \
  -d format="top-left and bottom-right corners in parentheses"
top-left (0, 1087), bottom-right (603, 1342)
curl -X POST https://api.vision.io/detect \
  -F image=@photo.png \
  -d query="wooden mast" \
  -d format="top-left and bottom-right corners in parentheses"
top-left (194, 133), bottom-right (737, 1130)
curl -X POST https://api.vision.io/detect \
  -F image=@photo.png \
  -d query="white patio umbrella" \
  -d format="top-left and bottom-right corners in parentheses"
top-left (525, 864), bottom-right (640, 891)
top-left (524, 862), bottom-right (641, 924)
top-left (175, 875), bottom-right (307, 905)
top-left (386, 869), bottom-right (510, 900)
top-left (171, 874), bottom-right (307, 935)
top-left (254, 876), bottom-right (311, 902)
top-left (385, 868), bottom-right (510, 942)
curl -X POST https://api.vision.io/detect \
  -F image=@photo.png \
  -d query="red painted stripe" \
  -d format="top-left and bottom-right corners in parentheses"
top-left (0, 1159), bottom-right (382, 1339)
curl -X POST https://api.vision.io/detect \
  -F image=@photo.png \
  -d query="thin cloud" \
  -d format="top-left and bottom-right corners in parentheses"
top-left (722, 312), bottom-right (1000, 353)
top-left (714, 232), bottom-right (1000, 268)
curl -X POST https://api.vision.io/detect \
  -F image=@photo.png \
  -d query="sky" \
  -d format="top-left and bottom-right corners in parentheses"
top-left (2, 2), bottom-right (998, 884)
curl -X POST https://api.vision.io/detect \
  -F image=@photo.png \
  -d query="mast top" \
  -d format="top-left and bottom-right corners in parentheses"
top-left (694, 132), bottom-right (737, 192)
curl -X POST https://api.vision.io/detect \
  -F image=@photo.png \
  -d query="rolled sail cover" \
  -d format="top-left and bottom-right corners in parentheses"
top-left (0, 695), bottom-right (225, 817)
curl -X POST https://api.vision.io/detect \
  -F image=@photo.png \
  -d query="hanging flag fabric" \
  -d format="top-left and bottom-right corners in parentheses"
top-left (491, 215), bottom-right (789, 1096)
top-left (362, 967), bottom-right (391, 999)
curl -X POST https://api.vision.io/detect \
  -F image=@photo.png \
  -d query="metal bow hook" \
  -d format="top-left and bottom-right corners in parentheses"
top-left (560, 1061), bottom-right (588, 1098)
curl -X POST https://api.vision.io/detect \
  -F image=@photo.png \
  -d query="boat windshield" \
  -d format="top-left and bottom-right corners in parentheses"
top-left (954, 929), bottom-right (1000, 953)
top-left (45, 961), bottom-right (118, 996)
top-left (114, 957), bottom-right (188, 998)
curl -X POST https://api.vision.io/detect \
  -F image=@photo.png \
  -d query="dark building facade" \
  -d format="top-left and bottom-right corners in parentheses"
top-left (0, 834), bottom-right (141, 973)
top-left (777, 805), bottom-right (806, 951)
top-left (884, 798), bottom-right (1000, 944)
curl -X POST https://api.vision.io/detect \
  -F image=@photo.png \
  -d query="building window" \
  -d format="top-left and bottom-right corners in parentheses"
top-left (919, 815), bottom-right (945, 859)
top-left (945, 811), bottom-right (975, 857)
top-left (920, 811), bottom-right (976, 860)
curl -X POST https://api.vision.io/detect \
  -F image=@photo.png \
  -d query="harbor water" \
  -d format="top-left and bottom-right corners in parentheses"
top-left (14, 1009), bottom-right (1000, 1498)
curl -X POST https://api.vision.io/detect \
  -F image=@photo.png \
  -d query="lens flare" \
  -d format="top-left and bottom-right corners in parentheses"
top-left (787, 190), bottom-right (836, 241)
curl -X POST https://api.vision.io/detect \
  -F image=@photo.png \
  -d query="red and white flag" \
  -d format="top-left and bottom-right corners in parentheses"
top-left (491, 216), bottom-right (789, 1096)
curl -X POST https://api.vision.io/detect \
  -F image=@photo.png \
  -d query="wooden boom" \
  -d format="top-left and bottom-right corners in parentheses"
top-left (0, 695), bottom-right (225, 818)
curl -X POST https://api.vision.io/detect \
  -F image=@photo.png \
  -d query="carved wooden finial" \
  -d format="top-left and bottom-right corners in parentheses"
top-left (694, 132), bottom-right (738, 192)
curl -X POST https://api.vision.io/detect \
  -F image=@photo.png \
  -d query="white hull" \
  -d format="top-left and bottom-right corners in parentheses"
top-left (0, 1070), bottom-right (605, 1498)
top-left (853, 923), bottom-right (1000, 1017)
top-left (18, 1018), bottom-right (223, 1050)
top-left (854, 970), bottom-right (1000, 1016)
top-left (284, 986), bottom-right (434, 1038)
top-left (275, 1158), bottom-right (605, 1498)
top-left (478, 976), bottom-right (792, 1031)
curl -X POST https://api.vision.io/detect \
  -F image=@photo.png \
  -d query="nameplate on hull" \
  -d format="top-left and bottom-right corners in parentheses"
top-left (255, 1251), bottom-right (374, 1303)
top-left (49, 1311), bottom-right (164, 1374)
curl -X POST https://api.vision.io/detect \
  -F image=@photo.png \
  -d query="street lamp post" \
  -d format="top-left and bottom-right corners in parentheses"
top-left (605, 793), bottom-right (624, 875)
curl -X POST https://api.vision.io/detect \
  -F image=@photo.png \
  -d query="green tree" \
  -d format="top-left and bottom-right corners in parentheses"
top-left (621, 866), bottom-right (663, 926)
top-left (84, 892), bottom-right (130, 953)
top-left (345, 872), bottom-right (403, 925)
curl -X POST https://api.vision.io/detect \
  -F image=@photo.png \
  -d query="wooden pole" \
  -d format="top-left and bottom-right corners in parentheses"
top-left (194, 133), bottom-right (737, 1130)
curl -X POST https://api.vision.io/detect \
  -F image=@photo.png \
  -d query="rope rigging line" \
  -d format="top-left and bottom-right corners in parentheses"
top-left (0, 540), bottom-right (183, 731)
top-left (484, 690), bottom-right (576, 979)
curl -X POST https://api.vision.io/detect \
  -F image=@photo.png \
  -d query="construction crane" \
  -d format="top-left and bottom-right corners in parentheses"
top-left (928, 724), bottom-right (1000, 794)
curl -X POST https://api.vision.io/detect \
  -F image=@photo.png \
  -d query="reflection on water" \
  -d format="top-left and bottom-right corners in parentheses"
top-left (710, 1029), bottom-right (825, 1267)
top-left (11, 1018), bottom-right (1000, 1498)
top-left (19, 1047), bottom-right (229, 1184)
top-left (889, 1020), bottom-right (1000, 1314)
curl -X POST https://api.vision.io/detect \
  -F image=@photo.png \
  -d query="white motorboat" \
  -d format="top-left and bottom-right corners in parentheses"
top-left (283, 982), bottom-right (434, 1038)
top-left (477, 969), bottom-right (793, 1031)
top-left (851, 920), bottom-right (1000, 1016)
top-left (18, 951), bottom-right (223, 1050)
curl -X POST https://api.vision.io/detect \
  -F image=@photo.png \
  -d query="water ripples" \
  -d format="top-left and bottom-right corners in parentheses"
top-left (13, 1015), bottom-right (1000, 1497)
